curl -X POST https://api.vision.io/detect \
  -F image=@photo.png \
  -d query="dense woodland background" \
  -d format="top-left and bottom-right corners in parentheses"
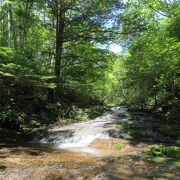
top-left (0, 0), bottom-right (179, 140)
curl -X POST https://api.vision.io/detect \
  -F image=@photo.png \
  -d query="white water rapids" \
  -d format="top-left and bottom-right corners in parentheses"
top-left (40, 107), bottom-right (130, 149)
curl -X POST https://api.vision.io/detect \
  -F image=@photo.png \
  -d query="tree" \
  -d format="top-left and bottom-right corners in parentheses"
top-left (44, 0), bottom-right (122, 100)
top-left (118, 0), bottom-right (179, 118)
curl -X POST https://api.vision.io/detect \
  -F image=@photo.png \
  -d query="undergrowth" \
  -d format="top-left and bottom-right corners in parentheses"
top-left (147, 145), bottom-right (180, 159)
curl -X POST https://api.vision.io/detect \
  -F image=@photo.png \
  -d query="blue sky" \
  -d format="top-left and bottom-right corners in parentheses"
top-left (100, 43), bottom-right (123, 54)
top-left (109, 44), bottom-right (123, 54)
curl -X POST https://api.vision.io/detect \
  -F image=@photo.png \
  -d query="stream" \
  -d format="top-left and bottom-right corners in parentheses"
top-left (40, 107), bottom-right (130, 155)
top-left (0, 107), bottom-right (179, 179)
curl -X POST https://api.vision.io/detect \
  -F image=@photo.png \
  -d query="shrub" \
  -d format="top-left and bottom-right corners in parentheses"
top-left (147, 145), bottom-right (180, 159)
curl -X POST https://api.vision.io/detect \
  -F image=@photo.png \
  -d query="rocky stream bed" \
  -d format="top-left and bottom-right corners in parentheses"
top-left (0, 107), bottom-right (179, 179)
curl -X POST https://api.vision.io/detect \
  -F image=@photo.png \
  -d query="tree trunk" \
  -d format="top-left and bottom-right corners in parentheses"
top-left (54, 9), bottom-right (65, 101)
top-left (7, 5), bottom-right (11, 47)
top-left (49, 20), bottom-right (54, 67)
top-left (8, 3), bottom-right (17, 48)
top-left (154, 88), bottom-right (157, 107)
top-left (20, 0), bottom-right (33, 48)
top-left (1, 17), bottom-right (6, 46)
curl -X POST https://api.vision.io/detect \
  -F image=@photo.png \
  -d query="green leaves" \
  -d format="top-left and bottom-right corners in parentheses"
top-left (0, 46), bottom-right (55, 89)
top-left (117, 0), bottom-right (179, 116)
top-left (147, 145), bottom-right (180, 159)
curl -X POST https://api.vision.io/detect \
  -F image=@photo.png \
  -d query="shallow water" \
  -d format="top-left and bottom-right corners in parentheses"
top-left (0, 107), bottom-right (179, 179)
top-left (0, 142), bottom-right (179, 180)
top-left (40, 107), bottom-right (129, 151)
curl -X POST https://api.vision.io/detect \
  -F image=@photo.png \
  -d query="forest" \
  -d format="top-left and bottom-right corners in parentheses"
top-left (0, 0), bottom-right (179, 179)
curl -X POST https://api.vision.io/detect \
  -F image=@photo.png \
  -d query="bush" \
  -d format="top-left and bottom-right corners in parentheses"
top-left (68, 106), bottom-right (88, 121)
top-left (147, 145), bottom-right (180, 159)
top-left (158, 125), bottom-right (180, 140)
top-left (0, 104), bottom-right (23, 130)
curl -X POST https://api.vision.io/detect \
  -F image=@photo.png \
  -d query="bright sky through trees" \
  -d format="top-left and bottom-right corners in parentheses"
top-left (109, 44), bottom-right (123, 54)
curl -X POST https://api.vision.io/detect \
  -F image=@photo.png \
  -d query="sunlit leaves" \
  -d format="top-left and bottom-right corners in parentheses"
top-left (118, 0), bottom-right (179, 109)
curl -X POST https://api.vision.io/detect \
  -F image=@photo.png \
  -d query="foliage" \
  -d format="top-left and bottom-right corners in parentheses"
top-left (0, 0), bottom-right (121, 130)
top-left (118, 0), bottom-right (179, 122)
top-left (147, 145), bottom-right (180, 159)
top-left (0, 0), bottom-right (179, 133)
top-left (158, 124), bottom-right (180, 140)
top-left (0, 104), bottom-right (22, 129)
top-left (61, 106), bottom-right (109, 122)
top-left (0, 46), bottom-right (55, 129)
top-left (66, 106), bottom-right (89, 121)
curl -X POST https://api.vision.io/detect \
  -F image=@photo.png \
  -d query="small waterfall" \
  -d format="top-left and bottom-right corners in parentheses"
top-left (40, 107), bottom-right (129, 149)
top-left (58, 133), bottom-right (109, 148)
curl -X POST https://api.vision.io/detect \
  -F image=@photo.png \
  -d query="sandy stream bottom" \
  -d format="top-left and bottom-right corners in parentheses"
top-left (0, 138), bottom-right (179, 180)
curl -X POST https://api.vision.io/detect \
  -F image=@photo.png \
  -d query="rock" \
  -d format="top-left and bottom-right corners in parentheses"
top-left (51, 163), bottom-right (64, 169)
top-left (135, 142), bottom-right (147, 147)
top-left (108, 129), bottom-right (133, 139)
top-left (118, 133), bottom-right (133, 140)
top-left (70, 168), bottom-right (81, 176)
top-left (90, 172), bottom-right (107, 180)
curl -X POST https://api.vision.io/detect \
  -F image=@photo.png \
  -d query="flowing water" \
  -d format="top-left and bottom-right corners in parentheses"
top-left (0, 107), bottom-right (179, 179)
top-left (38, 107), bottom-right (131, 157)
top-left (40, 107), bottom-right (130, 152)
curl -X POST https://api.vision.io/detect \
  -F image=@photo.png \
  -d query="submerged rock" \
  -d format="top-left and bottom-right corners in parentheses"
top-left (51, 163), bottom-right (65, 170)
